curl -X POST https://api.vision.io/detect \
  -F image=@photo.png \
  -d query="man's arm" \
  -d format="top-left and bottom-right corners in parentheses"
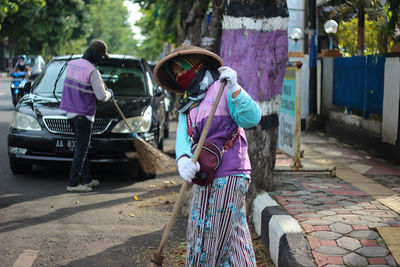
top-left (90, 69), bottom-right (111, 102)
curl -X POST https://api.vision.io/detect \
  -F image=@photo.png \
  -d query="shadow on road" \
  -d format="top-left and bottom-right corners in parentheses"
top-left (0, 174), bottom-right (180, 234)
top-left (61, 215), bottom-right (187, 267)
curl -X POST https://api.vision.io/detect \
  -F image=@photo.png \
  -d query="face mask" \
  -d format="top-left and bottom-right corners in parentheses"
top-left (176, 67), bottom-right (195, 89)
top-left (19, 62), bottom-right (25, 66)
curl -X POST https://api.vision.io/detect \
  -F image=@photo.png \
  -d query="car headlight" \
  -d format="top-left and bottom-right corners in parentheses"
top-left (10, 111), bottom-right (41, 131)
top-left (11, 83), bottom-right (15, 88)
top-left (111, 106), bottom-right (152, 133)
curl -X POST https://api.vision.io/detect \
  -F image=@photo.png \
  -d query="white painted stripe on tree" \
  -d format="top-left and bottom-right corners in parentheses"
top-left (222, 15), bottom-right (289, 32)
top-left (12, 250), bottom-right (39, 267)
top-left (256, 95), bottom-right (281, 117)
top-left (252, 192), bottom-right (279, 236)
top-left (269, 215), bottom-right (302, 266)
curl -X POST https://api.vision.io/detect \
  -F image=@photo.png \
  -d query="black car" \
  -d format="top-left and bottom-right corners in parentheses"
top-left (7, 55), bottom-right (169, 175)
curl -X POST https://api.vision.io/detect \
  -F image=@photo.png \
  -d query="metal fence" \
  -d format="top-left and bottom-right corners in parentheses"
top-left (333, 55), bottom-right (385, 118)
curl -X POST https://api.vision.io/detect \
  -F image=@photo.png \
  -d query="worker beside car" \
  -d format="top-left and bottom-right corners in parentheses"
top-left (60, 40), bottom-right (113, 192)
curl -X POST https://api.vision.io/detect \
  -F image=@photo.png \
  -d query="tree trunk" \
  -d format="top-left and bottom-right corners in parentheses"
top-left (179, 0), bottom-right (223, 53)
top-left (220, 0), bottom-right (289, 217)
top-left (178, 0), bottom-right (225, 216)
top-left (357, 6), bottom-right (365, 56)
top-left (7, 39), bottom-right (15, 72)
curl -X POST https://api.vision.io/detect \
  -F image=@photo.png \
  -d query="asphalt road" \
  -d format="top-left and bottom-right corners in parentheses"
top-left (0, 77), bottom-right (187, 267)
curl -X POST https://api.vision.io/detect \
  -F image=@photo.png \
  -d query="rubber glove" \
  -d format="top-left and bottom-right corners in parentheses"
top-left (177, 156), bottom-right (200, 183)
top-left (218, 66), bottom-right (241, 94)
top-left (107, 88), bottom-right (114, 98)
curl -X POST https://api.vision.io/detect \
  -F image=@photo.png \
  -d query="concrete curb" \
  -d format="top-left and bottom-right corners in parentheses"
top-left (252, 192), bottom-right (314, 266)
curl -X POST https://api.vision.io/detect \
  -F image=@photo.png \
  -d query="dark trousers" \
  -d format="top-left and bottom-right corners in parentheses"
top-left (68, 116), bottom-right (93, 187)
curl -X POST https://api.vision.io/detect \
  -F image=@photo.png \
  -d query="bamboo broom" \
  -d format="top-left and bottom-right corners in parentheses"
top-left (149, 80), bottom-right (226, 267)
top-left (111, 98), bottom-right (177, 176)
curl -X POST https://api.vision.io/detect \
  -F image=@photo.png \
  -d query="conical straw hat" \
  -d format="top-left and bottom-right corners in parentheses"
top-left (153, 43), bottom-right (224, 93)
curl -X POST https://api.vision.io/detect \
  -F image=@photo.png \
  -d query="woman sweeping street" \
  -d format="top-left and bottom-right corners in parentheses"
top-left (153, 44), bottom-right (261, 266)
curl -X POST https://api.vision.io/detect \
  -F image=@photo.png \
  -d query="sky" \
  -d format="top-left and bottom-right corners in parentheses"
top-left (123, 1), bottom-right (144, 41)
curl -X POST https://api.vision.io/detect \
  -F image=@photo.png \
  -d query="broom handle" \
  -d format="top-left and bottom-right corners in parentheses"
top-left (111, 98), bottom-right (137, 136)
top-left (156, 80), bottom-right (227, 255)
top-left (192, 80), bottom-right (226, 162)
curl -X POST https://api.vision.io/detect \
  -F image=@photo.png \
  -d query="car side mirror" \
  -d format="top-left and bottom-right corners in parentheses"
top-left (23, 81), bottom-right (31, 93)
top-left (154, 86), bottom-right (163, 97)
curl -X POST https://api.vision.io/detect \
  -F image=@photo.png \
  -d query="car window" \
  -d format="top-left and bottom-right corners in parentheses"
top-left (32, 59), bottom-right (149, 97)
top-left (98, 62), bottom-right (148, 97)
top-left (32, 60), bottom-right (67, 96)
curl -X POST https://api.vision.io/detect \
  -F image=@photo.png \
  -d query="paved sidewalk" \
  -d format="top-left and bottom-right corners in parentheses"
top-left (255, 131), bottom-right (400, 267)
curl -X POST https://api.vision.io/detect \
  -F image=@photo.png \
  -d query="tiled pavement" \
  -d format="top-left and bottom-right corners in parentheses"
top-left (270, 132), bottom-right (400, 267)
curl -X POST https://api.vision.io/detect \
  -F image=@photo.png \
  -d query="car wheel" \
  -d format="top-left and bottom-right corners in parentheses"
top-left (163, 122), bottom-right (169, 139)
top-left (9, 159), bottom-right (32, 174)
top-left (12, 94), bottom-right (18, 107)
top-left (157, 136), bottom-right (164, 151)
top-left (163, 113), bottom-right (169, 139)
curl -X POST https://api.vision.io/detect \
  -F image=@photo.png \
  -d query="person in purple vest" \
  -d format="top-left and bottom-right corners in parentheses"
top-left (60, 40), bottom-right (113, 192)
top-left (153, 44), bottom-right (261, 266)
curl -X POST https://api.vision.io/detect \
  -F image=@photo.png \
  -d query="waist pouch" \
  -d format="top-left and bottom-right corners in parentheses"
top-left (191, 140), bottom-right (222, 186)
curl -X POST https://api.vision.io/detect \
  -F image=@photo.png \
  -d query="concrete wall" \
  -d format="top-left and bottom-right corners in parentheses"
top-left (321, 57), bottom-right (334, 117)
top-left (321, 54), bottom-right (400, 163)
top-left (382, 56), bottom-right (400, 145)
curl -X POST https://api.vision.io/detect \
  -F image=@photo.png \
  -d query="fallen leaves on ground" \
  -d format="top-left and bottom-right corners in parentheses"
top-left (162, 224), bottom-right (273, 266)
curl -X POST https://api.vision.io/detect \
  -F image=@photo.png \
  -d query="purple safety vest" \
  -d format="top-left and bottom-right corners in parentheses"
top-left (60, 58), bottom-right (97, 117)
top-left (189, 80), bottom-right (251, 177)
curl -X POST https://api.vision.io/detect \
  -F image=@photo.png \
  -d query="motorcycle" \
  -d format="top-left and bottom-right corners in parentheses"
top-left (10, 72), bottom-right (29, 107)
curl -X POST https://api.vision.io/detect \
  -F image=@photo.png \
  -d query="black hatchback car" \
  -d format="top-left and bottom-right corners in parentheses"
top-left (8, 55), bottom-right (169, 174)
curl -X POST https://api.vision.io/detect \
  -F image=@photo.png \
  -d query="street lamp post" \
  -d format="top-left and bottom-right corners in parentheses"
top-left (290, 27), bottom-right (302, 52)
top-left (324, 19), bottom-right (338, 49)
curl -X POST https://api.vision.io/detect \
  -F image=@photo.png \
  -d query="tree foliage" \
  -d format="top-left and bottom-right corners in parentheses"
top-left (87, 0), bottom-right (138, 55)
top-left (132, 0), bottom-right (219, 61)
top-left (384, 0), bottom-right (400, 38)
top-left (0, 0), bottom-right (45, 30)
top-left (133, 0), bottom-right (181, 61)
top-left (337, 14), bottom-right (395, 56)
top-left (0, 0), bottom-right (138, 64)
top-left (333, 0), bottom-right (382, 55)
top-left (1, 0), bottom-right (91, 60)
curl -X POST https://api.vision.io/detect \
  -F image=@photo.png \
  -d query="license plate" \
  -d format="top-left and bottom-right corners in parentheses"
top-left (54, 139), bottom-right (93, 153)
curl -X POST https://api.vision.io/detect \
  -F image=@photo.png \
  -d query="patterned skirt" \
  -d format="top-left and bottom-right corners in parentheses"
top-left (186, 176), bottom-right (256, 267)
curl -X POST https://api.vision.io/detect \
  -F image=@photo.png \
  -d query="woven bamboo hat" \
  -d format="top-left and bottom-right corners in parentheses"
top-left (153, 43), bottom-right (224, 93)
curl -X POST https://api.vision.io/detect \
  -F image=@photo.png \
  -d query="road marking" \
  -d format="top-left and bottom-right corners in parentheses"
top-left (12, 250), bottom-right (39, 267)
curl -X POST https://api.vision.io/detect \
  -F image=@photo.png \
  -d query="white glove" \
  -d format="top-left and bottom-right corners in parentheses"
top-left (218, 66), bottom-right (241, 94)
top-left (177, 156), bottom-right (200, 182)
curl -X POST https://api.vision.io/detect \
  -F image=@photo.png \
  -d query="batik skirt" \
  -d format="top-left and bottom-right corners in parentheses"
top-left (186, 176), bottom-right (256, 267)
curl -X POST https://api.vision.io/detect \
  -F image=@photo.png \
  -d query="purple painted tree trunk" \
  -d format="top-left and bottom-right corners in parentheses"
top-left (220, 0), bottom-right (289, 214)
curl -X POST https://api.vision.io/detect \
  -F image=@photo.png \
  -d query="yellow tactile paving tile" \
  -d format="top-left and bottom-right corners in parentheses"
top-left (376, 227), bottom-right (400, 266)
top-left (352, 182), bottom-right (395, 196)
top-left (335, 167), bottom-right (400, 213)
top-left (376, 195), bottom-right (400, 214)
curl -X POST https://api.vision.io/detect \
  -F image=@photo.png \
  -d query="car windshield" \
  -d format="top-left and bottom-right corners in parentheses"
top-left (33, 59), bottom-right (149, 97)
top-left (98, 61), bottom-right (148, 96)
